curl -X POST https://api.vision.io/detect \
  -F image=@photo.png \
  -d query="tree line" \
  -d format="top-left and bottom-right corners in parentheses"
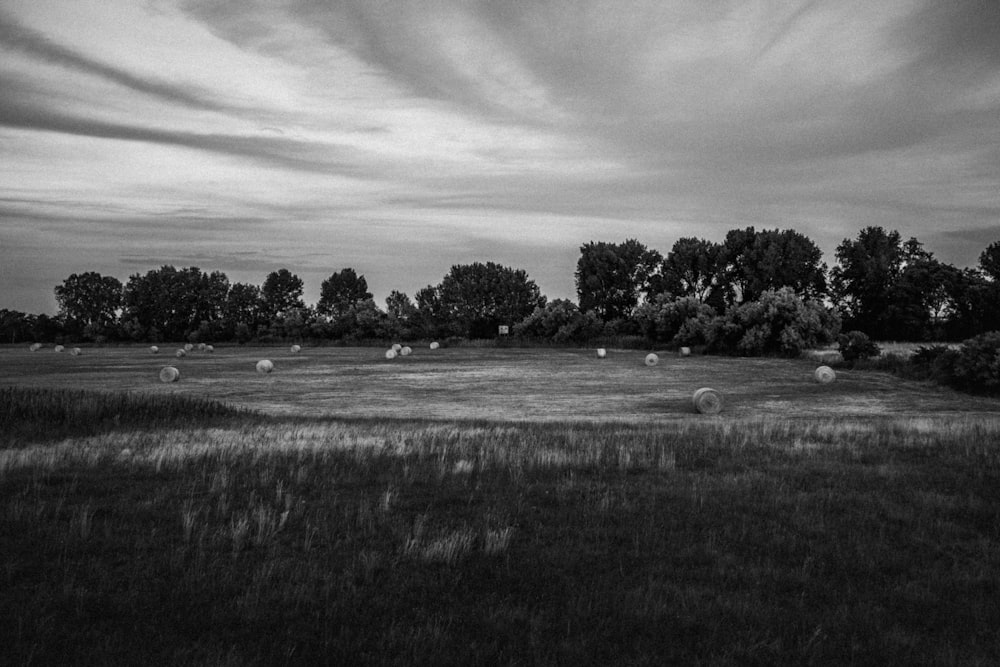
top-left (2, 226), bottom-right (998, 351)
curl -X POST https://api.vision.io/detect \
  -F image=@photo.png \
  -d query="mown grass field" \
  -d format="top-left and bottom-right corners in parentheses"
top-left (2, 345), bottom-right (1000, 665)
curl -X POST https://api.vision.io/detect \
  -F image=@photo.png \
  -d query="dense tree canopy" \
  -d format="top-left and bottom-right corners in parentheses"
top-left (719, 227), bottom-right (827, 304)
top-left (658, 237), bottom-right (724, 307)
top-left (121, 266), bottom-right (229, 341)
top-left (829, 227), bottom-right (905, 339)
top-left (317, 268), bottom-right (372, 320)
top-left (261, 269), bottom-right (304, 321)
top-left (437, 262), bottom-right (546, 339)
top-left (575, 239), bottom-right (662, 321)
top-left (54, 271), bottom-right (123, 338)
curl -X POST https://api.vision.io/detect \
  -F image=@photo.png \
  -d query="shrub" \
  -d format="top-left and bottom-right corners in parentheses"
top-left (951, 332), bottom-right (1000, 393)
top-left (709, 288), bottom-right (841, 357)
top-left (512, 299), bottom-right (603, 343)
top-left (634, 295), bottom-right (715, 346)
top-left (838, 330), bottom-right (881, 363)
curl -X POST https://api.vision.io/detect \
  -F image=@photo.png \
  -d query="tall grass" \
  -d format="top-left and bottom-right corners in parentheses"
top-left (0, 386), bottom-right (256, 447)
top-left (3, 399), bottom-right (1000, 664)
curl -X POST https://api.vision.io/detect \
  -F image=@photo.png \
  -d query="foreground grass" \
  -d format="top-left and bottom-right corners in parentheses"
top-left (2, 390), bottom-right (1000, 664)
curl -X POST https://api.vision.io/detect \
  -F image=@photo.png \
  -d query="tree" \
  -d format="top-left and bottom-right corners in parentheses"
top-left (634, 294), bottom-right (717, 346)
top-left (0, 309), bottom-right (34, 344)
top-left (718, 227), bottom-right (827, 304)
top-left (317, 268), bottom-right (372, 320)
top-left (829, 226), bottom-right (904, 339)
top-left (886, 254), bottom-right (962, 341)
top-left (658, 237), bottom-right (724, 307)
top-left (261, 269), bottom-right (304, 321)
top-left (437, 262), bottom-right (546, 339)
top-left (54, 271), bottom-right (123, 338)
top-left (575, 240), bottom-right (662, 321)
top-left (224, 282), bottom-right (264, 341)
top-left (384, 290), bottom-right (418, 340)
top-left (978, 240), bottom-right (1000, 282)
top-left (121, 266), bottom-right (229, 341)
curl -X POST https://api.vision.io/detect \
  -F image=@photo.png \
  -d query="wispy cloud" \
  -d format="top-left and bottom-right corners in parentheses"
top-left (1, 0), bottom-right (998, 313)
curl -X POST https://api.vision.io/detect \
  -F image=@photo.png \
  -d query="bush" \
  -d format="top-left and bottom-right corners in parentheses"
top-left (634, 295), bottom-right (716, 346)
top-left (838, 330), bottom-right (881, 363)
top-left (512, 299), bottom-right (603, 343)
top-left (951, 332), bottom-right (1000, 393)
top-left (709, 288), bottom-right (841, 357)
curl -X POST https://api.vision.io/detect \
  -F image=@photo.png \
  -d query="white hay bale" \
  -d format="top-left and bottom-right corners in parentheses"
top-left (385, 349), bottom-right (397, 360)
top-left (645, 353), bottom-right (659, 366)
top-left (692, 387), bottom-right (723, 415)
top-left (54, 345), bottom-right (65, 353)
top-left (597, 348), bottom-right (607, 358)
top-left (205, 345), bottom-right (214, 353)
top-left (429, 341), bottom-right (440, 350)
top-left (290, 344), bottom-right (301, 353)
top-left (197, 343), bottom-right (207, 351)
top-left (400, 346), bottom-right (412, 356)
top-left (29, 343), bottom-right (42, 351)
top-left (159, 366), bottom-right (180, 383)
top-left (150, 345), bottom-right (159, 354)
top-left (71, 347), bottom-right (81, 356)
top-left (391, 343), bottom-right (402, 352)
top-left (184, 343), bottom-right (194, 352)
top-left (679, 347), bottom-right (691, 357)
top-left (256, 359), bottom-right (274, 374)
top-left (814, 365), bottom-right (836, 384)
top-left (175, 349), bottom-right (187, 358)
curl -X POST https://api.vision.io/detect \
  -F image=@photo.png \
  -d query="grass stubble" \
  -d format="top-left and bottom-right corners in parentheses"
top-left (2, 384), bottom-right (1000, 664)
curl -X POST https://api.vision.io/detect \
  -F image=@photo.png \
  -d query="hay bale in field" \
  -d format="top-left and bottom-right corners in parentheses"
top-left (184, 343), bottom-right (194, 352)
top-left (679, 347), bottom-right (691, 357)
top-left (71, 347), bottom-right (81, 356)
top-left (150, 345), bottom-right (159, 354)
top-left (290, 344), bottom-right (301, 353)
top-left (175, 349), bottom-right (187, 358)
top-left (391, 343), bottom-right (402, 353)
top-left (645, 353), bottom-right (659, 366)
top-left (429, 341), bottom-right (440, 350)
top-left (54, 345), bottom-right (65, 353)
top-left (256, 359), bottom-right (274, 374)
top-left (814, 365), bottom-right (836, 384)
top-left (385, 349), bottom-right (397, 360)
top-left (29, 343), bottom-right (42, 351)
top-left (597, 348), bottom-right (607, 358)
top-left (205, 345), bottom-right (214, 353)
top-left (159, 366), bottom-right (180, 383)
top-left (692, 387), bottom-right (723, 415)
top-left (400, 346), bottom-right (412, 356)
top-left (197, 343), bottom-right (206, 351)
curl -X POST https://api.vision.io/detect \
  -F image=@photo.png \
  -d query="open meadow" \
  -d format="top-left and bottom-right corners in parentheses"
top-left (3, 345), bottom-right (1000, 665)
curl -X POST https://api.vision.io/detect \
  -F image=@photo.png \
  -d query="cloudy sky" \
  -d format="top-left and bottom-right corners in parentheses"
top-left (2, 0), bottom-right (999, 314)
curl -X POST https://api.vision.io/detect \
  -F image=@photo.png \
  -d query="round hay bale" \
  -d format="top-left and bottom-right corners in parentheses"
top-left (256, 359), bottom-right (274, 374)
top-left (692, 387), bottom-right (723, 415)
top-left (175, 349), bottom-right (187, 358)
top-left (814, 365), bottom-right (836, 384)
top-left (150, 345), bottom-right (159, 354)
top-left (159, 366), bottom-right (180, 383)
top-left (391, 343), bottom-right (402, 353)
top-left (679, 347), bottom-right (691, 357)
top-left (429, 341), bottom-right (440, 350)
top-left (54, 345), bottom-right (65, 353)
top-left (597, 348), bottom-right (607, 359)
top-left (184, 343), bottom-right (194, 352)
top-left (205, 345), bottom-right (214, 353)
top-left (385, 349), bottom-right (397, 360)
top-left (400, 346), bottom-right (412, 357)
top-left (290, 344), bottom-right (301, 353)
top-left (197, 343), bottom-right (207, 351)
top-left (71, 347), bottom-right (81, 356)
top-left (645, 353), bottom-right (659, 367)
top-left (29, 343), bottom-right (42, 351)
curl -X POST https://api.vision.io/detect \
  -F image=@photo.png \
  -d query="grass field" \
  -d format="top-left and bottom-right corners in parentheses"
top-left (2, 345), bottom-right (1000, 665)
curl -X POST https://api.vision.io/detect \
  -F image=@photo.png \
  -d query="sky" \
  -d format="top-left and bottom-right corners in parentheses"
top-left (1, 0), bottom-right (999, 315)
